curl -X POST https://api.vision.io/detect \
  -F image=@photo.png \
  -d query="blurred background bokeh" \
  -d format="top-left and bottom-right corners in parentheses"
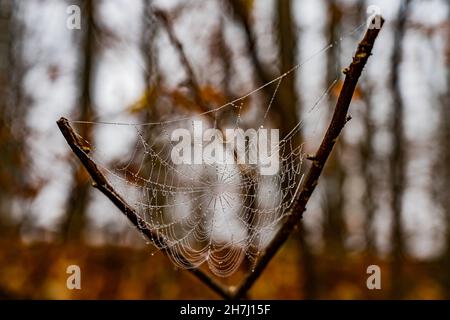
top-left (0, 0), bottom-right (449, 299)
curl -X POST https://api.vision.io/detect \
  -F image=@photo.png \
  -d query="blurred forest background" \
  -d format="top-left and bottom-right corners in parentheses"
top-left (0, 0), bottom-right (449, 299)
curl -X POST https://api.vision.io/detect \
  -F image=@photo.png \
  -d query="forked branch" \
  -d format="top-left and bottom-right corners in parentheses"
top-left (232, 16), bottom-right (385, 299)
top-left (57, 16), bottom-right (384, 300)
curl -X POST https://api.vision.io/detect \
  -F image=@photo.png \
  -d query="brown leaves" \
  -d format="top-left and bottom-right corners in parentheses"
top-left (128, 84), bottom-right (252, 116)
top-left (0, 239), bottom-right (446, 299)
top-left (128, 85), bottom-right (159, 114)
top-left (241, 0), bottom-right (255, 17)
top-left (332, 79), bottom-right (362, 101)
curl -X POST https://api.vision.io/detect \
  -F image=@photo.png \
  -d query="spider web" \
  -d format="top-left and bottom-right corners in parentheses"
top-left (68, 22), bottom-right (366, 277)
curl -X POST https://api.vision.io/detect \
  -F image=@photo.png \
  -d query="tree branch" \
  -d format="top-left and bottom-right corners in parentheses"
top-left (224, 0), bottom-right (272, 86)
top-left (232, 16), bottom-right (385, 299)
top-left (154, 9), bottom-right (210, 114)
top-left (56, 118), bottom-right (232, 299)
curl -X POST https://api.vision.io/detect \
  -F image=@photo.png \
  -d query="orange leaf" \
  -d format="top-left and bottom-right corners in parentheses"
top-left (332, 80), bottom-right (362, 100)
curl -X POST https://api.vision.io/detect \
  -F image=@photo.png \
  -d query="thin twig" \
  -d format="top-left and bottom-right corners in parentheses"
top-left (224, 0), bottom-right (272, 85)
top-left (154, 9), bottom-right (209, 113)
top-left (57, 118), bottom-right (232, 299)
top-left (232, 16), bottom-right (385, 300)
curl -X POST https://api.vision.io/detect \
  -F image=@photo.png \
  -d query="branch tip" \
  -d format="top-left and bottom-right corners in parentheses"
top-left (346, 114), bottom-right (352, 122)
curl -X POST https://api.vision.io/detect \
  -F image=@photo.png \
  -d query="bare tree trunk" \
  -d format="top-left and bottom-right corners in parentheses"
top-left (0, 0), bottom-right (15, 230)
top-left (275, 0), bottom-right (298, 133)
top-left (141, 0), bottom-right (158, 121)
top-left (60, 0), bottom-right (96, 242)
top-left (354, 0), bottom-right (378, 257)
top-left (0, 1), bottom-right (28, 236)
top-left (274, 0), bottom-right (317, 299)
top-left (360, 87), bottom-right (377, 255)
top-left (322, 0), bottom-right (346, 256)
top-left (439, 4), bottom-right (450, 299)
top-left (212, 16), bottom-right (236, 128)
top-left (389, 0), bottom-right (410, 299)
